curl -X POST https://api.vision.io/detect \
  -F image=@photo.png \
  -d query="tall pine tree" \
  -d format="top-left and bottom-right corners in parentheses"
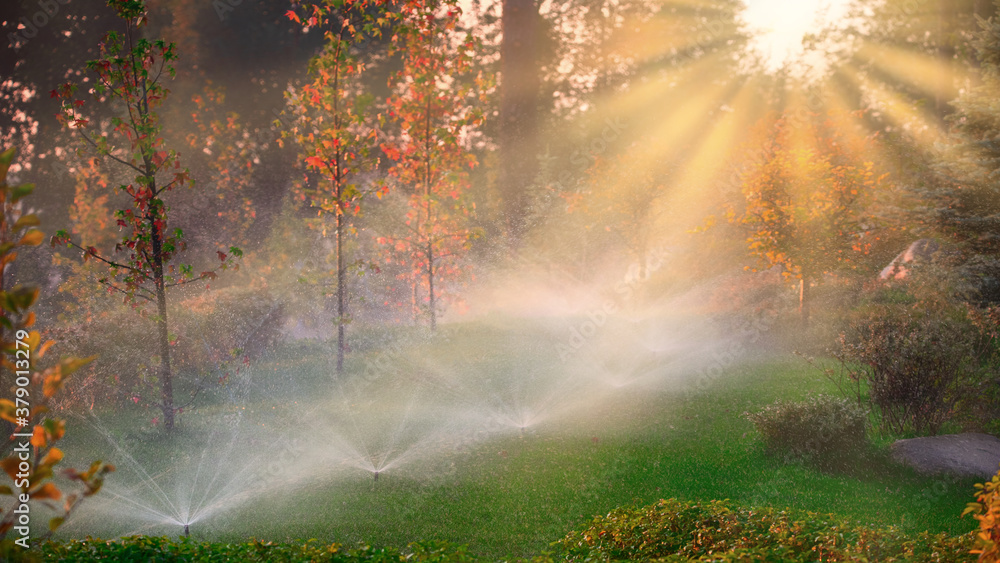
top-left (933, 0), bottom-right (1000, 301)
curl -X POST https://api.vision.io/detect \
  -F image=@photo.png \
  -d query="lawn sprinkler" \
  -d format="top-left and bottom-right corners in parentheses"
top-left (184, 523), bottom-right (190, 537)
top-left (373, 470), bottom-right (379, 482)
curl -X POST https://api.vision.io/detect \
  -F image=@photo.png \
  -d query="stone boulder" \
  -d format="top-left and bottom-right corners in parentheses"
top-left (891, 432), bottom-right (1000, 480)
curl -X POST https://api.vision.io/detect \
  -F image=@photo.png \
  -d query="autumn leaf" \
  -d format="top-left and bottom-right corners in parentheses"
top-left (30, 482), bottom-right (62, 501)
top-left (32, 424), bottom-right (46, 448)
top-left (0, 457), bottom-right (20, 482)
top-left (19, 229), bottom-right (44, 246)
top-left (41, 447), bottom-right (64, 467)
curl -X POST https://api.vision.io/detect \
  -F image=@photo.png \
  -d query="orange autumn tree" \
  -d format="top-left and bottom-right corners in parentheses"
top-left (378, 0), bottom-right (486, 330)
top-left (729, 112), bottom-right (883, 324)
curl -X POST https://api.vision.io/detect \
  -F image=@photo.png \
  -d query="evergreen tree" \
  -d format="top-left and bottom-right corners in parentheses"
top-left (932, 0), bottom-right (1000, 301)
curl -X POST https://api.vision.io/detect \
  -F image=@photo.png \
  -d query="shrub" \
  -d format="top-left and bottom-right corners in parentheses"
top-left (53, 284), bottom-right (283, 412)
top-left (837, 302), bottom-right (983, 436)
top-left (556, 498), bottom-right (975, 562)
top-left (745, 395), bottom-right (868, 468)
top-left (965, 465), bottom-right (1000, 562)
top-left (962, 306), bottom-right (1000, 437)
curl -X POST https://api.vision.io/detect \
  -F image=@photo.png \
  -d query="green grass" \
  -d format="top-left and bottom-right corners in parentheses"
top-left (48, 317), bottom-right (982, 560)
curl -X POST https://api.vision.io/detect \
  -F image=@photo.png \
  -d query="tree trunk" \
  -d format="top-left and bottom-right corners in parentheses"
top-left (499, 0), bottom-right (541, 245)
top-left (332, 29), bottom-right (346, 376)
top-left (336, 208), bottom-right (345, 374)
top-left (799, 277), bottom-right (810, 328)
top-left (411, 280), bottom-right (419, 325)
top-left (150, 217), bottom-right (174, 431)
top-left (423, 91), bottom-right (435, 330)
top-left (427, 241), bottom-right (436, 331)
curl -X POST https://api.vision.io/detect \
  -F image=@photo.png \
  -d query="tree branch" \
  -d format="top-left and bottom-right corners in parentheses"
top-left (64, 240), bottom-right (144, 274)
top-left (95, 277), bottom-right (153, 303)
top-left (77, 131), bottom-right (146, 175)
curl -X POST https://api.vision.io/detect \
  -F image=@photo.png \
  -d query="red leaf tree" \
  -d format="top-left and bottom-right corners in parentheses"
top-left (378, 0), bottom-right (486, 330)
top-left (283, 0), bottom-right (392, 373)
top-left (52, 0), bottom-right (241, 431)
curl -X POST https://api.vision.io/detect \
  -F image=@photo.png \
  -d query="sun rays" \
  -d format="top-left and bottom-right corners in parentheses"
top-left (527, 0), bottom-right (975, 264)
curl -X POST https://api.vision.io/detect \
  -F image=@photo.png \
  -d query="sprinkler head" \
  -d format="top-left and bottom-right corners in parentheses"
top-left (373, 470), bottom-right (379, 482)
top-left (184, 524), bottom-right (190, 538)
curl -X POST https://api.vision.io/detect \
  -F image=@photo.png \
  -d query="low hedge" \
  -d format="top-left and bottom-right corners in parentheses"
top-left (555, 498), bottom-right (975, 562)
top-left (23, 499), bottom-right (978, 562)
top-left (35, 537), bottom-right (475, 563)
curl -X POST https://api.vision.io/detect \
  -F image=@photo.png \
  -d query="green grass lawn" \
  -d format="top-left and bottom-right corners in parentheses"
top-left (50, 316), bottom-right (982, 560)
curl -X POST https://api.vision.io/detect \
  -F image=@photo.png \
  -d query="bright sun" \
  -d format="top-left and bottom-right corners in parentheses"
top-left (742, 0), bottom-right (852, 69)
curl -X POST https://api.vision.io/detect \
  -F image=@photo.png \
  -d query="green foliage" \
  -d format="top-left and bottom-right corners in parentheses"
top-left (908, 2), bottom-right (1000, 305)
top-left (745, 395), bottom-right (868, 468)
top-left (935, 1), bottom-right (1000, 265)
top-left (169, 284), bottom-right (284, 366)
top-left (40, 537), bottom-right (475, 562)
top-left (556, 498), bottom-right (975, 562)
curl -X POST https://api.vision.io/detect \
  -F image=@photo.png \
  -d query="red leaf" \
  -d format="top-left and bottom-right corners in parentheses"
top-left (217, 251), bottom-right (227, 262)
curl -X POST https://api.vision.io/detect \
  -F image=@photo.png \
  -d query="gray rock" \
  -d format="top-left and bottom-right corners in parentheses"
top-left (879, 239), bottom-right (940, 280)
top-left (891, 432), bottom-right (1000, 480)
